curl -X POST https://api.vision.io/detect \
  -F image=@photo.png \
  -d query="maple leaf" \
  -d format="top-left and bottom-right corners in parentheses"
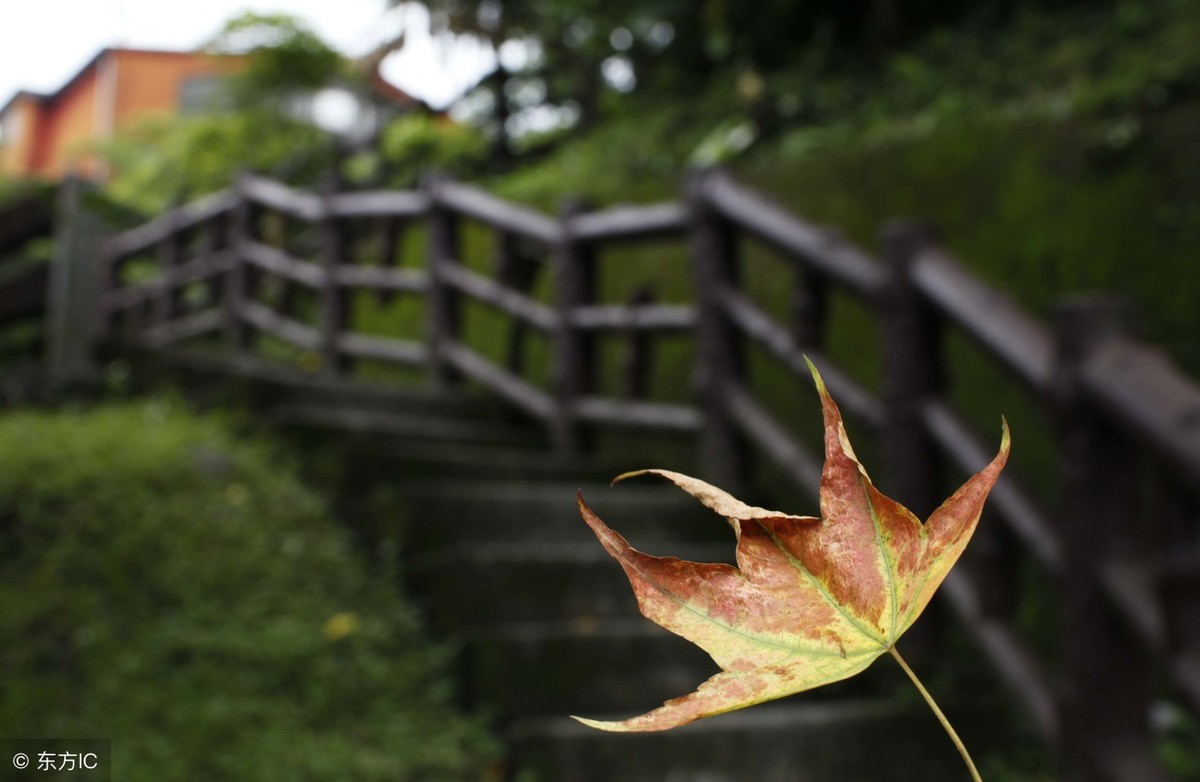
top-left (573, 361), bottom-right (1009, 736)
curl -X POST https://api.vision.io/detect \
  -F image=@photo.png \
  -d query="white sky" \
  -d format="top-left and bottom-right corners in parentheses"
top-left (0, 0), bottom-right (495, 110)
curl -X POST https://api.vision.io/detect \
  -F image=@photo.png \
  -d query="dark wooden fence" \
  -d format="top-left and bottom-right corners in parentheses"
top-left (8, 167), bottom-right (1200, 781)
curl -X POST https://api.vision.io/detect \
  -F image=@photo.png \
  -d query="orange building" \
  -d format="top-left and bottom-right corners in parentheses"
top-left (0, 48), bottom-right (243, 180)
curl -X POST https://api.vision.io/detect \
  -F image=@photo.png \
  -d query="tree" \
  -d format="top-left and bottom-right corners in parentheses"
top-left (98, 14), bottom-right (349, 212)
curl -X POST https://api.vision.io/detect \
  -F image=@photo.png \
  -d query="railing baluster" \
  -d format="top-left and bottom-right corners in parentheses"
top-left (154, 206), bottom-right (183, 328)
top-left (223, 176), bottom-right (255, 350)
top-left (881, 220), bottom-right (946, 666)
top-left (554, 201), bottom-right (595, 452)
top-left (202, 212), bottom-right (227, 311)
top-left (881, 220), bottom-right (942, 516)
top-left (790, 265), bottom-right (827, 349)
top-left (376, 215), bottom-right (402, 306)
top-left (690, 168), bottom-right (749, 493)
top-left (47, 176), bottom-right (106, 379)
top-left (1054, 296), bottom-right (1170, 782)
top-left (319, 176), bottom-right (352, 376)
top-left (623, 287), bottom-right (655, 400)
top-left (497, 231), bottom-right (541, 376)
top-left (424, 173), bottom-right (463, 387)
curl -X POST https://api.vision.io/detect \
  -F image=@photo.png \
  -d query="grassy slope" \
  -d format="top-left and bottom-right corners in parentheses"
top-left (0, 401), bottom-right (500, 781)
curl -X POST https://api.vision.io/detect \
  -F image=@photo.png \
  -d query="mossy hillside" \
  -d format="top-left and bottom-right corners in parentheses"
top-left (0, 401), bottom-right (500, 781)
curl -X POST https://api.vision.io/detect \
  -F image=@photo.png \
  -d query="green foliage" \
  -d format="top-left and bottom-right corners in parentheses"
top-left (485, 0), bottom-right (1200, 382)
top-left (1160, 703), bottom-right (1200, 781)
top-left (761, 0), bottom-right (1200, 159)
top-left (491, 96), bottom-right (717, 206)
top-left (207, 12), bottom-right (346, 106)
top-left (0, 175), bottom-right (33, 206)
top-left (0, 402), bottom-right (500, 781)
top-left (97, 11), bottom-right (348, 213)
top-left (370, 113), bottom-right (488, 188)
top-left (742, 108), bottom-right (1200, 376)
top-left (101, 112), bottom-right (333, 213)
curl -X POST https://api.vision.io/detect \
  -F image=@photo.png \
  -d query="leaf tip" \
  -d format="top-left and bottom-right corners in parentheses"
top-left (997, 416), bottom-right (1012, 463)
top-left (803, 355), bottom-right (828, 396)
top-left (577, 490), bottom-right (597, 522)
top-left (611, 469), bottom-right (649, 487)
top-left (571, 714), bottom-right (637, 732)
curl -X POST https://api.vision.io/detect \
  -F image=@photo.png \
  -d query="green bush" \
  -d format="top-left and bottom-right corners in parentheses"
top-left (100, 112), bottom-right (334, 214)
top-left (0, 401), bottom-right (499, 781)
top-left (375, 114), bottom-right (488, 188)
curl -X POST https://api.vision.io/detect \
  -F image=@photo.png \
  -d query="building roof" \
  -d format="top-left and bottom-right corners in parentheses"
top-left (1, 45), bottom-right (427, 119)
top-left (0, 47), bottom-right (236, 118)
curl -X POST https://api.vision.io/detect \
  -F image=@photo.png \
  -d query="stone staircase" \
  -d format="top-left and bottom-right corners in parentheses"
top-left (395, 472), bottom-right (971, 782)
top-left (128, 349), bottom-right (1002, 781)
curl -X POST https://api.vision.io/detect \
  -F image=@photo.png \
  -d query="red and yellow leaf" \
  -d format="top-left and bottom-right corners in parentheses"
top-left (573, 361), bottom-right (1009, 732)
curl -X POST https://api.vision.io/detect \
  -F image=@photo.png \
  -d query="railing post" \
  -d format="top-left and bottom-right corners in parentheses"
top-left (880, 220), bottom-right (942, 517)
top-left (153, 201), bottom-right (184, 329)
top-left (880, 220), bottom-right (944, 666)
top-left (623, 286), bottom-right (655, 400)
top-left (201, 208), bottom-right (228, 313)
top-left (497, 231), bottom-right (540, 376)
top-left (47, 176), bottom-right (106, 381)
top-left (1054, 295), bottom-right (1169, 782)
top-left (553, 200), bottom-right (594, 453)
top-left (790, 265), bottom-right (827, 350)
top-left (423, 172), bottom-right (462, 388)
top-left (319, 174), bottom-right (351, 376)
top-left (689, 168), bottom-right (749, 493)
top-left (223, 175), bottom-right (254, 350)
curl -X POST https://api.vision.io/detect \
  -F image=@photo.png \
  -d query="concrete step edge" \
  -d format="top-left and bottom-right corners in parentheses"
top-left (407, 541), bottom-right (730, 571)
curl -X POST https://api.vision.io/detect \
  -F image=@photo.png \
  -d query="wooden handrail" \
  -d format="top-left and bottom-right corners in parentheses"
top-left (432, 178), bottom-right (560, 247)
top-left (700, 169), bottom-right (887, 301)
top-left (1083, 336), bottom-right (1200, 487)
top-left (568, 303), bottom-right (695, 332)
top-left (327, 190), bottom-right (428, 218)
top-left (240, 175), bottom-right (323, 220)
top-left (568, 202), bottom-right (688, 244)
top-left (68, 167), bottom-right (1200, 782)
top-left (911, 246), bottom-right (1055, 394)
top-left (105, 190), bottom-right (237, 259)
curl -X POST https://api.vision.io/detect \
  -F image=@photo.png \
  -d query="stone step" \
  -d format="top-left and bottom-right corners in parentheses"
top-left (268, 403), bottom-right (542, 448)
top-left (118, 345), bottom-right (514, 421)
top-left (461, 619), bottom-right (721, 719)
top-left (403, 480), bottom-right (728, 553)
top-left (506, 698), bottom-right (977, 782)
top-left (270, 377), bottom-right (505, 420)
top-left (406, 542), bottom-right (731, 630)
top-left (330, 440), bottom-right (619, 484)
top-left (461, 619), bottom-right (903, 722)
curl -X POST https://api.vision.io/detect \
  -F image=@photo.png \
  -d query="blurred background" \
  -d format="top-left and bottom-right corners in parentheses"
top-left (1, 1), bottom-right (1198, 780)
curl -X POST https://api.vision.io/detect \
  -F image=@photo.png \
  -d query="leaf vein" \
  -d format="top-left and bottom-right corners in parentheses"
top-left (624, 556), bottom-right (868, 660)
top-left (865, 475), bottom-right (900, 645)
top-left (759, 521), bottom-right (886, 647)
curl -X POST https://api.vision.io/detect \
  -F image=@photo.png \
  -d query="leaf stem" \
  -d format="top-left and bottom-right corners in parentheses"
top-left (888, 646), bottom-right (983, 782)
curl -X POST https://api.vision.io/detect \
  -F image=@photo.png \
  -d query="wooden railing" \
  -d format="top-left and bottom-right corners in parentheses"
top-left (18, 167), bottom-right (1200, 781)
top-left (0, 190), bottom-right (55, 354)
